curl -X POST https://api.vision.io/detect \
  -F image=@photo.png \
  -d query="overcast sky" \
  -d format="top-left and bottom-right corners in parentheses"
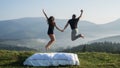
top-left (0, 0), bottom-right (120, 24)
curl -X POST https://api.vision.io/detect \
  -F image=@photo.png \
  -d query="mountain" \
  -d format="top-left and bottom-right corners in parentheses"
top-left (1, 17), bottom-right (120, 39)
top-left (99, 19), bottom-right (120, 33)
top-left (0, 17), bottom-right (120, 51)
top-left (101, 19), bottom-right (120, 28)
top-left (0, 17), bottom-right (98, 48)
top-left (89, 35), bottom-right (120, 43)
top-left (0, 43), bottom-right (36, 51)
top-left (0, 17), bottom-right (48, 39)
top-left (0, 17), bottom-right (99, 39)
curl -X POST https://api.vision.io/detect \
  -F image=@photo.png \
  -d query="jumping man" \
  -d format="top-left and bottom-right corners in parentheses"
top-left (63, 9), bottom-right (84, 41)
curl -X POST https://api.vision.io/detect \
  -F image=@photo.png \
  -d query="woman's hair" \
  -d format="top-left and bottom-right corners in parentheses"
top-left (48, 16), bottom-right (54, 22)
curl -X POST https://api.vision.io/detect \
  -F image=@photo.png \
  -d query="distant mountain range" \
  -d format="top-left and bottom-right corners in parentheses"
top-left (0, 43), bottom-right (36, 51)
top-left (0, 17), bottom-right (120, 51)
top-left (0, 17), bottom-right (120, 39)
top-left (0, 17), bottom-right (47, 39)
top-left (89, 35), bottom-right (120, 43)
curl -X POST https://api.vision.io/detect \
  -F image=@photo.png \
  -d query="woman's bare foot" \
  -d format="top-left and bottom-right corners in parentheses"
top-left (45, 45), bottom-right (51, 51)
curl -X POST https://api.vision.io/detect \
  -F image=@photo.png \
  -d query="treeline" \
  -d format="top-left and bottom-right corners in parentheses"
top-left (63, 42), bottom-right (120, 54)
top-left (0, 44), bottom-right (36, 51)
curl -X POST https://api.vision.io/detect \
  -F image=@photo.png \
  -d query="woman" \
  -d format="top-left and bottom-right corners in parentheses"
top-left (42, 9), bottom-right (63, 50)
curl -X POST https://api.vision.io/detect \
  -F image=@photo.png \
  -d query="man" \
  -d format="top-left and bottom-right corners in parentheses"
top-left (63, 9), bottom-right (84, 41)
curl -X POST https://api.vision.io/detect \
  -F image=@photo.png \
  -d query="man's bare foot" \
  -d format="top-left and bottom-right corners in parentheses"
top-left (79, 34), bottom-right (84, 39)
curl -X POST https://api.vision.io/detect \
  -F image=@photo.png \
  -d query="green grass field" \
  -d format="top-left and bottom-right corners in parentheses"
top-left (0, 50), bottom-right (120, 68)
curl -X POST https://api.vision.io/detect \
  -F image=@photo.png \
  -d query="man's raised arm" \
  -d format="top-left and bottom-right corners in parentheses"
top-left (78, 9), bottom-right (83, 20)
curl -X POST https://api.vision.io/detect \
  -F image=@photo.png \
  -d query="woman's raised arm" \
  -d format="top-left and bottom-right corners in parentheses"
top-left (42, 9), bottom-right (49, 20)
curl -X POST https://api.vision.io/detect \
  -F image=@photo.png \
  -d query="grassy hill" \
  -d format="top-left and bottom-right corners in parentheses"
top-left (0, 50), bottom-right (120, 68)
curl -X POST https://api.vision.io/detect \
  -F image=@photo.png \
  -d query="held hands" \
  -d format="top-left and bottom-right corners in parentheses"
top-left (59, 29), bottom-right (64, 32)
top-left (61, 30), bottom-right (64, 32)
top-left (60, 29), bottom-right (64, 32)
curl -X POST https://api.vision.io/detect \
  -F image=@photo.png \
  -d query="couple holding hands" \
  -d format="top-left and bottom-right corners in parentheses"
top-left (42, 9), bottom-right (84, 50)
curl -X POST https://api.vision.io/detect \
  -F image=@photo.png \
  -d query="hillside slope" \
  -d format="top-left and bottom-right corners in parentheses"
top-left (90, 35), bottom-right (120, 43)
top-left (62, 42), bottom-right (120, 53)
top-left (0, 43), bottom-right (36, 51)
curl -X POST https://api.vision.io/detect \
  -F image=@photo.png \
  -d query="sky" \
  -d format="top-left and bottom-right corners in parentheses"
top-left (0, 0), bottom-right (120, 24)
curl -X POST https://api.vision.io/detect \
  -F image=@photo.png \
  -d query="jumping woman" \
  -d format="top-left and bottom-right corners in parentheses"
top-left (42, 9), bottom-right (63, 50)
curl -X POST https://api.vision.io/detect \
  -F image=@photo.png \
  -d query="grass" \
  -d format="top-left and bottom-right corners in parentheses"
top-left (0, 50), bottom-right (120, 68)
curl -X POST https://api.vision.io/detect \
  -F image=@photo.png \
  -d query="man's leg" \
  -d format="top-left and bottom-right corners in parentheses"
top-left (71, 29), bottom-right (79, 41)
top-left (71, 29), bottom-right (83, 41)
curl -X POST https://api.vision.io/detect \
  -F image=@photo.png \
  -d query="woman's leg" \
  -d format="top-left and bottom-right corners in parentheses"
top-left (45, 34), bottom-right (56, 50)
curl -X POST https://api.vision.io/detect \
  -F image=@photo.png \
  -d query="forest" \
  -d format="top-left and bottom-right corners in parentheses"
top-left (62, 42), bottom-right (120, 54)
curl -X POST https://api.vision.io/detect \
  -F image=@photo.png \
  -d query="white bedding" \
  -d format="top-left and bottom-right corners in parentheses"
top-left (23, 53), bottom-right (80, 66)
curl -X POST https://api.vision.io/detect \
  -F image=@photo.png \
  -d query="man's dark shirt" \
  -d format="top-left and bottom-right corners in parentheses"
top-left (68, 18), bottom-right (79, 30)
